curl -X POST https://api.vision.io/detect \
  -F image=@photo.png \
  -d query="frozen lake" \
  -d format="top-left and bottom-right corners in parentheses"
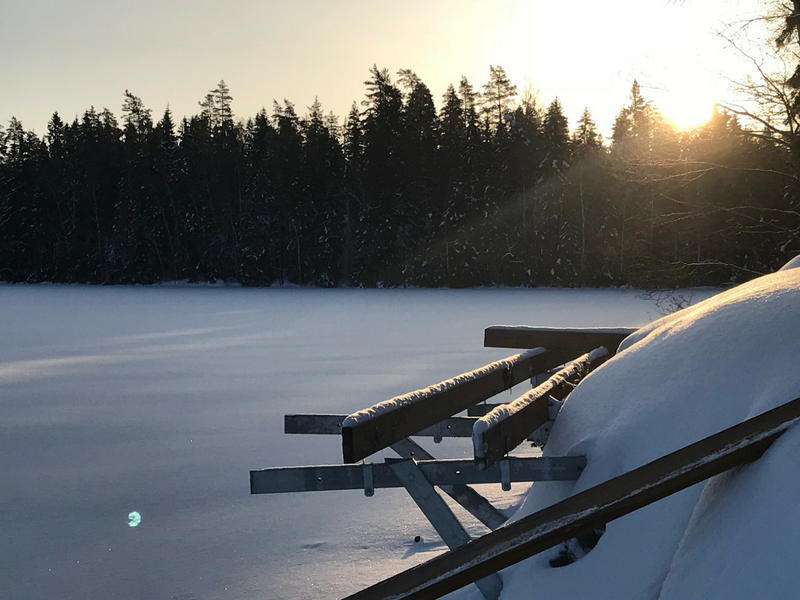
top-left (0, 285), bottom-right (701, 600)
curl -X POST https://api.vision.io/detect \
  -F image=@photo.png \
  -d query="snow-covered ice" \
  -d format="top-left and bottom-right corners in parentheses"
top-left (0, 285), bottom-right (707, 600)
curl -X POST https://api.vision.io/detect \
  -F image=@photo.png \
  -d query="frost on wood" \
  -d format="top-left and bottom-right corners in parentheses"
top-left (341, 347), bottom-right (548, 427)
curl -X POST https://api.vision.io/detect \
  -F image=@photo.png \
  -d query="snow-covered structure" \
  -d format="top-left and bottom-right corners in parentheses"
top-left (497, 266), bottom-right (800, 600)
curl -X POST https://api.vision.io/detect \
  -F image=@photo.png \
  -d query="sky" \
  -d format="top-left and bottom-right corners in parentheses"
top-left (2, 0), bottom-right (767, 138)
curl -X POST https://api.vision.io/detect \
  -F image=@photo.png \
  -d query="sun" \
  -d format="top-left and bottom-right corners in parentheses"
top-left (653, 58), bottom-right (722, 131)
top-left (660, 92), bottom-right (716, 131)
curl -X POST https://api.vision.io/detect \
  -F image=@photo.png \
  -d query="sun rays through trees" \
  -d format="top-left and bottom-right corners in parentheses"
top-left (2, 52), bottom-right (799, 287)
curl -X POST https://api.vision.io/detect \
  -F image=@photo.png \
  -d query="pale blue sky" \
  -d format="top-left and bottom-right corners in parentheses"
top-left (2, 0), bottom-right (764, 137)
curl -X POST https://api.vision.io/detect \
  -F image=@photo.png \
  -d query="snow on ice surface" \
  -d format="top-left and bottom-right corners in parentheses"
top-left (495, 267), bottom-right (800, 600)
top-left (0, 285), bottom-right (701, 600)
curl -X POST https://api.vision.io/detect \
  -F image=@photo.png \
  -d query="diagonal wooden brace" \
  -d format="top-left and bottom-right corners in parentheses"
top-left (390, 438), bottom-right (507, 530)
top-left (388, 459), bottom-right (503, 600)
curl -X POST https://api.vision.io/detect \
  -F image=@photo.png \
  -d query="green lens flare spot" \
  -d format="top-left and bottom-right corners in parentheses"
top-left (128, 511), bottom-right (141, 527)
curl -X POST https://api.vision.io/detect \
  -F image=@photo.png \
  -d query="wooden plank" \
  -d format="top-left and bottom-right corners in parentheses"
top-left (484, 326), bottom-right (637, 355)
top-left (285, 414), bottom-right (477, 439)
top-left (473, 347), bottom-right (609, 470)
top-left (341, 348), bottom-right (568, 463)
top-left (390, 438), bottom-right (507, 530)
top-left (388, 459), bottom-right (503, 600)
top-left (342, 396), bottom-right (800, 600)
top-left (250, 456), bottom-right (587, 494)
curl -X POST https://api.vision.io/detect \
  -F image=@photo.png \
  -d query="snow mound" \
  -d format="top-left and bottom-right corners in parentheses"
top-left (778, 253), bottom-right (800, 271)
top-left (498, 268), bottom-right (800, 600)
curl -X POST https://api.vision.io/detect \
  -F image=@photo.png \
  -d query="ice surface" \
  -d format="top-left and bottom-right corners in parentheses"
top-left (0, 284), bottom-right (701, 600)
top-left (496, 268), bottom-right (800, 600)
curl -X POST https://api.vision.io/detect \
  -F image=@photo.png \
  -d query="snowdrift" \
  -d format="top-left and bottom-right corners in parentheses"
top-left (498, 267), bottom-right (800, 600)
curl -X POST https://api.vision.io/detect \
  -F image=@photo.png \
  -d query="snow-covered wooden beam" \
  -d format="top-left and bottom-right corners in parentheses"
top-left (473, 347), bottom-right (610, 470)
top-left (285, 414), bottom-right (477, 439)
top-left (340, 348), bottom-right (568, 464)
top-left (483, 326), bottom-right (637, 355)
top-left (250, 456), bottom-right (587, 494)
top-left (343, 395), bottom-right (800, 600)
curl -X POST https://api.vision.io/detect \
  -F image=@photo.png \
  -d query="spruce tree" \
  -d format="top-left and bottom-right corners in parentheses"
top-left (199, 80), bottom-right (234, 131)
top-left (569, 108), bottom-right (611, 286)
top-left (572, 108), bottom-right (602, 157)
top-left (397, 69), bottom-right (440, 283)
top-left (359, 65), bottom-right (405, 285)
top-left (482, 65), bottom-right (517, 134)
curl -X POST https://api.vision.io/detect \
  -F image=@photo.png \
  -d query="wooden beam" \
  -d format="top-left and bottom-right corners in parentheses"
top-left (390, 459), bottom-right (503, 600)
top-left (473, 347), bottom-right (609, 470)
top-left (342, 396), bottom-right (800, 600)
top-left (250, 456), bottom-right (587, 494)
top-left (483, 326), bottom-right (637, 354)
top-left (285, 414), bottom-right (477, 439)
top-left (341, 348), bottom-right (568, 463)
top-left (388, 459), bottom-right (503, 600)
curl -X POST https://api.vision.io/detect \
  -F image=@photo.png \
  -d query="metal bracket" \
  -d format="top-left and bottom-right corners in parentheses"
top-left (363, 463), bottom-right (374, 497)
top-left (528, 421), bottom-right (554, 447)
top-left (528, 397), bottom-right (565, 447)
top-left (500, 459), bottom-right (511, 491)
top-left (433, 421), bottom-right (443, 443)
top-left (548, 396), bottom-right (565, 420)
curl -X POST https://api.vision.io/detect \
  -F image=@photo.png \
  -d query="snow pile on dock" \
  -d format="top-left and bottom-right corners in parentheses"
top-left (497, 266), bottom-right (800, 600)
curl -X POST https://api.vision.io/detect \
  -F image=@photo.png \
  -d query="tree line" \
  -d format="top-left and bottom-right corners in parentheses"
top-left (1, 65), bottom-right (797, 288)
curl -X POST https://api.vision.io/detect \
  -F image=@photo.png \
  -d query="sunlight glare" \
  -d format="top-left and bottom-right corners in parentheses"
top-left (654, 56), bottom-right (719, 131)
top-left (660, 90), bottom-right (716, 130)
top-left (481, 0), bottom-right (730, 135)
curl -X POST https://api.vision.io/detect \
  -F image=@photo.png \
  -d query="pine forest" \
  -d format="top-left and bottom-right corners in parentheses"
top-left (2, 65), bottom-right (798, 289)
